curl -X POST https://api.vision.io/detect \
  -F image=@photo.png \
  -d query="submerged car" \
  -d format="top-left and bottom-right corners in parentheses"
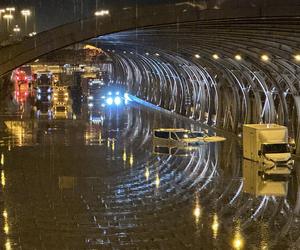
top-left (52, 105), bottom-right (69, 119)
top-left (153, 129), bottom-right (203, 147)
top-left (153, 144), bottom-right (195, 156)
top-left (190, 131), bottom-right (226, 142)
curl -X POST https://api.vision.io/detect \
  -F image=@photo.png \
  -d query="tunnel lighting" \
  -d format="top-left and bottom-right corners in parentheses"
top-left (294, 54), bottom-right (300, 61)
top-left (261, 54), bottom-right (269, 62)
top-left (212, 54), bottom-right (219, 60)
top-left (235, 54), bottom-right (242, 61)
top-left (106, 97), bottom-right (113, 105)
top-left (155, 53), bottom-right (160, 56)
top-left (88, 96), bottom-right (93, 100)
top-left (194, 54), bottom-right (201, 59)
top-left (94, 10), bottom-right (110, 16)
top-left (145, 52), bottom-right (149, 56)
top-left (0, 9), bottom-right (5, 13)
top-left (108, 92), bottom-right (112, 95)
top-left (114, 96), bottom-right (121, 105)
top-left (116, 91), bottom-right (120, 95)
top-left (88, 103), bottom-right (94, 108)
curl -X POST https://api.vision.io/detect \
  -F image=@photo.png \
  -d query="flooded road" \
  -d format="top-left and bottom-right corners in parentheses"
top-left (0, 101), bottom-right (299, 249)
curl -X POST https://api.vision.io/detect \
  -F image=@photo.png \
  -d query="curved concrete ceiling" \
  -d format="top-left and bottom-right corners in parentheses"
top-left (93, 17), bottom-right (300, 145)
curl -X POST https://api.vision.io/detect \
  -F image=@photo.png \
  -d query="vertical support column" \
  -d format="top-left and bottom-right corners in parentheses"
top-left (293, 96), bottom-right (300, 155)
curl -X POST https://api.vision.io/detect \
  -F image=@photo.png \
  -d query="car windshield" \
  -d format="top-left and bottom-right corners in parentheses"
top-left (175, 132), bottom-right (197, 139)
top-left (56, 107), bottom-right (66, 112)
top-left (262, 143), bottom-right (290, 154)
top-left (191, 132), bottom-right (205, 137)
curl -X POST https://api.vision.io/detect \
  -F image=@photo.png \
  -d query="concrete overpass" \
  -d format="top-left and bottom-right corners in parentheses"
top-left (1, 1), bottom-right (300, 77)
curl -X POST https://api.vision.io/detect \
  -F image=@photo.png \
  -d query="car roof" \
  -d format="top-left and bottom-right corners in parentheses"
top-left (153, 128), bottom-right (189, 132)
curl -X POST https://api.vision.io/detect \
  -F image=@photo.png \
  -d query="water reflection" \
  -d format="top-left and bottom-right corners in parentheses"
top-left (0, 100), bottom-right (299, 249)
top-left (193, 198), bottom-right (201, 225)
top-left (211, 213), bottom-right (219, 239)
top-left (232, 223), bottom-right (244, 249)
top-left (243, 159), bottom-right (289, 197)
top-left (1, 169), bottom-right (6, 187)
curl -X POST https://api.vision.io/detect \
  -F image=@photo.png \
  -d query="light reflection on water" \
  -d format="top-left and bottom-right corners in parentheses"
top-left (0, 104), bottom-right (299, 249)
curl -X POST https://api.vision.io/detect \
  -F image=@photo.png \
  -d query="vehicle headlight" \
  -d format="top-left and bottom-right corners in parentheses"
top-left (114, 96), bottom-right (121, 105)
top-left (106, 97), bottom-right (113, 105)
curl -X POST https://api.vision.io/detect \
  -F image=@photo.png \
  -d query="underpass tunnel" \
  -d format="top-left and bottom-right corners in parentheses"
top-left (1, 2), bottom-right (300, 248)
top-left (0, 2), bottom-right (300, 145)
top-left (92, 19), bottom-right (300, 145)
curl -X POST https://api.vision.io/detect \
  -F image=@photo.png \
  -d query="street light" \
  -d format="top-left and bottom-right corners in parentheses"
top-left (13, 25), bottom-right (20, 33)
top-left (21, 9), bottom-right (31, 33)
top-left (94, 10), bottom-right (110, 16)
top-left (0, 9), bottom-right (5, 25)
top-left (3, 14), bottom-right (13, 30)
top-left (6, 7), bottom-right (15, 14)
top-left (0, 9), bottom-right (5, 17)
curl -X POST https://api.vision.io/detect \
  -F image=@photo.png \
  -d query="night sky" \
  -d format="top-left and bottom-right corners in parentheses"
top-left (0, 0), bottom-right (169, 31)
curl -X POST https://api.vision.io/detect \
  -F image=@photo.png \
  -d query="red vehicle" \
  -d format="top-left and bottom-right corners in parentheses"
top-left (14, 69), bottom-right (29, 103)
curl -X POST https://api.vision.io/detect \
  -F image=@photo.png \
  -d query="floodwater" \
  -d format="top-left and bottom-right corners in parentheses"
top-left (0, 99), bottom-right (299, 249)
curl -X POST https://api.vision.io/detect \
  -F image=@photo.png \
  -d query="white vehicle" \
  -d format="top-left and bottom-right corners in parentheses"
top-left (153, 145), bottom-right (193, 156)
top-left (243, 159), bottom-right (288, 197)
top-left (52, 86), bottom-right (70, 105)
top-left (243, 124), bottom-right (293, 175)
top-left (191, 131), bottom-right (226, 142)
top-left (52, 105), bottom-right (68, 119)
top-left (153, 129), bottom-right (202, 147)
